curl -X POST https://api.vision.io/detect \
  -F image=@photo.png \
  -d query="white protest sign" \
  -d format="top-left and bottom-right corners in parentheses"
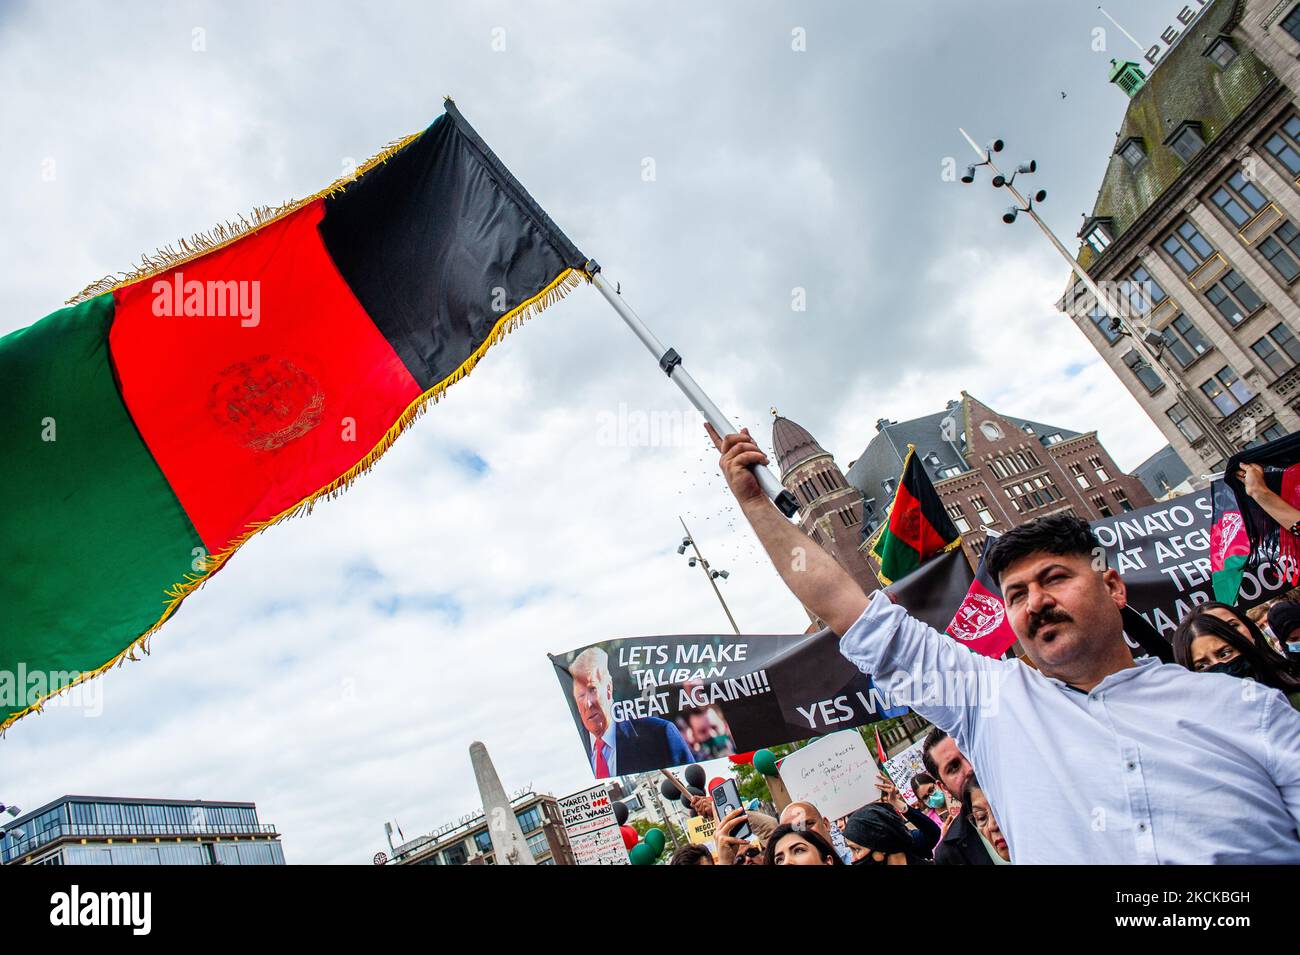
top-left (558, 784), bottom-right (630, 865)
top-left (882, 739), bottom-right (928, 804)
top-left (778, 730), bottom-right (880, 821)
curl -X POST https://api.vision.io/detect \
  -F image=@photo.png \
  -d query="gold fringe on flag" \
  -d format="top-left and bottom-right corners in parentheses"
top-left (66, 129), bottom-right (424, 305)
top-left (1, 264), bottom-right (587, 737)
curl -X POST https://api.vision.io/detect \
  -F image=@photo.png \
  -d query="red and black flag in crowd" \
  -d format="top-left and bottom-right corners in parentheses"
top-left (1218, 431), bottom-right (1300, 604)
top-left (869, 444), bottom-right (962, 584)
top-left (945, 536), bottom-right (1019, 659)
top-left (0, 99), bottom-right (588, 733)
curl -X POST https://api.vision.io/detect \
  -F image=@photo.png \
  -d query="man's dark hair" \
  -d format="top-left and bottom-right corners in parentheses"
top-left (920, 726), bottom-right (947, 779)
top-left (669, 844), bottom-right (713, 865)
top-left (985, 513), bottom-right (1099, 586)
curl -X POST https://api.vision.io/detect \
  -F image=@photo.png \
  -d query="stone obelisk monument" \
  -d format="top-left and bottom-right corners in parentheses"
top-left (470, 741), bottom-right (536, 865)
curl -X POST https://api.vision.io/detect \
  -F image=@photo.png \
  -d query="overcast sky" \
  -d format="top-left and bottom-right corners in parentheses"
top-left (1, 0), bottom-right (1188, 863)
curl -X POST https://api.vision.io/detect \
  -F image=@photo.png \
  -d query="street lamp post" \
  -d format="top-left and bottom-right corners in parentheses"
top-left (957, 130), bottom-right (1238, 463)
top-left (676, 517), bottom-right (740, 635)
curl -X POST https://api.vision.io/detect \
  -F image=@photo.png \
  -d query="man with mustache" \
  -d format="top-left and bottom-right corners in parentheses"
top-left (708, 425), bottom-right (1300, 863)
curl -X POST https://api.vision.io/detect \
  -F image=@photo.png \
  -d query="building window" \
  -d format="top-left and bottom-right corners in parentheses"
top-left (881, 479), bottom-right (895, 497)
top-left (1024, 448), bottom-right (1040, 466)
top-left (1283, 4), bottom-right (1300, 44)
top-left (971, 496), bottom-right (995, 525)
top-left (516, 806), bottom-right (544, 833)
top-left (1123, 264), bottom-right (1167, 315)
top-left (1200, 365), bottom-right (1255, 415)
top-left (1204, 270), bottom-right (1262, 325)
top-left (1088, 455), bottom-right (1111, 482)
top-left (1113, 488), bottom-right (1133, 512)
top-left (1092, 494), bottom-right (1114, 518)
top-left (1168, 122), bottom-right (1206, 163)
top-left (1162, 221), bottom-right (1214, 274)
top-left (1044, 432), bottom-right (1064, 445)
top-left (1205, 36), bottom-right (1237, 69)
top-left (1088, 303), bottom-right (1122, 344)
top-left (1122, 349), bottom-right (1163, 393)
top-left (1069, 463), bottom-right (1090, 488)
top-left (1168, 403), bottom-right (1204, 442)
top-left (1258, 220), bottom-right (1300, 281)
top-left (1210, 170), bottom-right (1268, 228)
top-left (1264, 114), bottom-right (1300, 176)
top-left (937, 465), bottom-right (962, 479)
top-left (947, 504), bottom-right (971, 534)
top-left (1085, 225), bottom-right (1112, 254)
top-left (1160, 314), bottom-right (1211, 368)
top-left (474, 830), bottom-right (493, 853)
top-left (1118, 137), bottom-right (1146, 169)
top-left (1252, 323), bottom-right (1300, 376)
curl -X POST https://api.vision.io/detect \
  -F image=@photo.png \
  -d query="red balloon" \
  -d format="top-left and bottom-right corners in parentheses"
top-left (729, 751), bottom-right (756, 765)
top-left (620, 825), bottom-right (639, 850)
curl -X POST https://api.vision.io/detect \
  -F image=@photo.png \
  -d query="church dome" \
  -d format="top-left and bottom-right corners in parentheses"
top-left (772, 415), bottom-right (829, 475)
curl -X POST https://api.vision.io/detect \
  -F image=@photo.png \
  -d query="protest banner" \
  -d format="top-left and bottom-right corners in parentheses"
top-left (549, 631), bottom-right (907, 778)
top-left (881, 739), bottom-right (928, 803)
top-left (1091, 487), bottom-right (1295, 640)
top-left (778, 730), bottom-right (881, 821)
top-left (557, 784), bottom-right (630, 866)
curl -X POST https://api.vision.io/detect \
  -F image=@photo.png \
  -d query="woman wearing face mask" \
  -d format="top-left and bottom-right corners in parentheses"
top-left (764, 823), bottom-right (844, 866)
top-left (1268, 601), bottom-right (1300, 662)
top-left (1172, 602), bottom-right (1300, 709)
top-left (841, 803), bottom-right (938, 865)
top-left (961, 775), bottom-right (1010, 864)
top-left (909, 772), bottom-right (947, 828)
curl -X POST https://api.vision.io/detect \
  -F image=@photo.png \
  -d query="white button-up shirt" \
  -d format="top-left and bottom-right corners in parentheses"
top-left (839, 596), bottom-right (1300, 864)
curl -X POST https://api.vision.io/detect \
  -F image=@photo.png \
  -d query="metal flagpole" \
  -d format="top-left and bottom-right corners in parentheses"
top-left (957, 130), bottom-right (1238, 463)
top-left (585, 260), bottom-right (800, 518)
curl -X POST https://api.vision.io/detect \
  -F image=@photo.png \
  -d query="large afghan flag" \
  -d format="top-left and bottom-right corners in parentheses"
top-left (869, 445), bottom-right (961, 584)
top-left (0, 100), bottom-right (587, 733)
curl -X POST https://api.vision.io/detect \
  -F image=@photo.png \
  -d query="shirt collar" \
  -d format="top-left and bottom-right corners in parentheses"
top-left (1045, 655), bottom-right (1161, 695)
top-left (590, 724), bottom-right (617, 752)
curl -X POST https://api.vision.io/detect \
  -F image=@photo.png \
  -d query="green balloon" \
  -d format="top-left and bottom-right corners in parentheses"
top-left (629, 843), bottom-right (658, 865)
top-left (753, 749), bottom-right (779, 776)
top-left (644, 828), bottom-right (666, 855)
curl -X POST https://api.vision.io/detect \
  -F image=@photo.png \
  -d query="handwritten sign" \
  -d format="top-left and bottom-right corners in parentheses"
top-left (558, 785), bottom-right (630, 865)
top-left (882, 740), bottom-right (928, 804)
top-left (778, 730), bottom-right (880, 821)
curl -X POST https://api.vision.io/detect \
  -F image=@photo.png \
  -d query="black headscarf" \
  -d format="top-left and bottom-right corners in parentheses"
top-left (843, 804), bottom-right (930, 864)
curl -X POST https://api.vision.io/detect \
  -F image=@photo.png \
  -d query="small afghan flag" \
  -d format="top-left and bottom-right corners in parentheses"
top-left (0, 99), bottom-right (588, 734)
top-left (1210, 478), bottom-right (1251, 604)
top-left (946, 536), bottom-right (1019, 659)
top-left (869, 444), bottom-right (962, 584)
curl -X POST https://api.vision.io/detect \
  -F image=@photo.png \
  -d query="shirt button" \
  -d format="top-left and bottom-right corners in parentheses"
top-left (1126, 761), bottom-right (1137, 771)
top-left (1137, 822), bottom-right (1147, 832)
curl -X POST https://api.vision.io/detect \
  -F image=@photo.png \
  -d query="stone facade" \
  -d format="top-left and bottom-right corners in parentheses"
top-left (1061, 0), bottom-right (1300, 479)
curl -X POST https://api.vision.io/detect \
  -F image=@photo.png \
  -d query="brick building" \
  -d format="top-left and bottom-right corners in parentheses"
top-left (771, 393), bottom-right (1153, 595)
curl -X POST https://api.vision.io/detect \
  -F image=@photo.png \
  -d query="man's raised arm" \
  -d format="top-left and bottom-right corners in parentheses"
top-left (706, 425), bottom-right (870, 635)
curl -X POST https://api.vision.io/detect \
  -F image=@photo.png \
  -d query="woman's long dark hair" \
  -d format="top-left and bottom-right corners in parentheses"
top-left (764, 823), bottom-right (844, 866)
top-left (1172, 601), bottom-right (1300, 692)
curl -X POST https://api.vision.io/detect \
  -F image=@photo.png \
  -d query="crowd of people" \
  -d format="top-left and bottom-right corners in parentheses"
top-left (660, 434), bottom-right (1300, 865)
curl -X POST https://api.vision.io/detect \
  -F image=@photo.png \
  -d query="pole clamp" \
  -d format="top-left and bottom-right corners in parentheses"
top-left (659, 347), bottom-right (682, 376)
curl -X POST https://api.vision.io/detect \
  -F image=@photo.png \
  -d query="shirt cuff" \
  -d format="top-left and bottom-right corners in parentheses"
top-left (837, 594), bottom-right (906, 676)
